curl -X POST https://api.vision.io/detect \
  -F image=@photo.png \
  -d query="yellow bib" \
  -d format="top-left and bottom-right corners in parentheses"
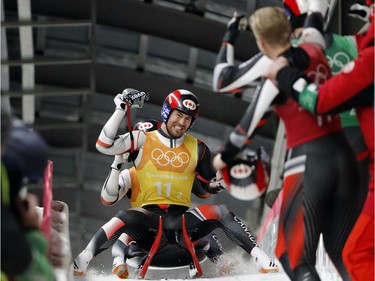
top-left (136, 131), bottom-right (197, 207)
top-left (129, 167), bottom-right (142, 208)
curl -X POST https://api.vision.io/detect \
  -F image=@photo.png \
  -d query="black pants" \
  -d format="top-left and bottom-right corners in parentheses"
top-left (276, 132), bottom-right (364, 281)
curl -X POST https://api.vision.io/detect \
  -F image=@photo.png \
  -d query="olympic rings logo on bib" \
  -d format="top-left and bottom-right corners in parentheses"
top-left (151, 148), bottom-right (190, 169)
top-left (182, 99), bottom-right (196, 110)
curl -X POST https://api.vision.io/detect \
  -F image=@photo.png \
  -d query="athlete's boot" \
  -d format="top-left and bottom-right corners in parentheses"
top-left (205, 234), bottom-right (224, 263)
top-left (251, 246), bottom-right (279, 273)
top-left (112, 256), bottom-right (129, 279)
top-left (73, 249), bottom-right (93, 276)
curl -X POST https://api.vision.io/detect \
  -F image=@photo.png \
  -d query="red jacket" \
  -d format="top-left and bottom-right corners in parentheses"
top-left (315, 18), bottom-right (374, 215)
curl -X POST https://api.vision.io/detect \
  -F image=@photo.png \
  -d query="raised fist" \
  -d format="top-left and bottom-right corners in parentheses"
top-left (226, 12), bottom-right (248, 32)
top-left (223, 12), bottom-right (248, 45)
top-left (114, 88), bottom-right (150, 110)
top-left (122, 88), bottom-right (150, 108)
top-left (114, 93), bottom-right (126, 111)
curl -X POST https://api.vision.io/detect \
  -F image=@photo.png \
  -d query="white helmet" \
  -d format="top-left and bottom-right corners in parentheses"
top-left (222, 147), bottom-right (270, 201)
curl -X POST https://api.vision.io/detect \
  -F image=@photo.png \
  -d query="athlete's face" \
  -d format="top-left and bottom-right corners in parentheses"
top-left (165, 110), bottom-right (192, 138)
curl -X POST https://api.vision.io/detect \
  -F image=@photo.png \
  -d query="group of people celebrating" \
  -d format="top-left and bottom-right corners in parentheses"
top-left (74, 0), bottom-right (374, 280)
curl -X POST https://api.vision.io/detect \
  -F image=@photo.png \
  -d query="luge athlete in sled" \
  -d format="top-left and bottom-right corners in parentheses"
top-left (75, 88), bottom-right (278, 278)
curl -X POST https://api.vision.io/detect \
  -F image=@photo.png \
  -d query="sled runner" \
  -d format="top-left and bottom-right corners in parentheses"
top-left (127, 215), bottom-right (207, 279)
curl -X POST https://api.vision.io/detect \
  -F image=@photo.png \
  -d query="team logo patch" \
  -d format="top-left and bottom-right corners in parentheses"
top-left (230, 163), bottom-right (252, 179)
top-left (137, 122), bottom-right (154, 131)
top-left (225, 159), bottom-right (267, 201)
top-left (182, 99), bottom-right (196, 110)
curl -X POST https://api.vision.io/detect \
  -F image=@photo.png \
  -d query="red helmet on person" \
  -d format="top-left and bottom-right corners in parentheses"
top-left (283, 0), bottom-right (308, 17)
top-left (161, 89), bottom-right (200, 128)
top-left (283, 0), bottom-right (309, 30)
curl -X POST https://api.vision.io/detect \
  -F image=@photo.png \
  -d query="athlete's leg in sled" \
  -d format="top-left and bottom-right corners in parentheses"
top-left (74, 206), bottom-right (223, 277)
top-left (185, 204), bottom-right (279, 273)
top-left (73, 207), bottom-right (158, 276)
top-left (110, 208), bottom-right (224, 278)
top-left (109, 205), bottom-right (277, 279)
top-left (118, 204), bottom-right (279, 274)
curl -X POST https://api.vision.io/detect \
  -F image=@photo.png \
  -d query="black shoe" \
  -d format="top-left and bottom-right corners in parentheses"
top-left (205, 234), bottom-right (224, 263)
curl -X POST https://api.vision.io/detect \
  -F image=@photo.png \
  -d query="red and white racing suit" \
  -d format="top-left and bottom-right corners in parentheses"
top-left (76, 105), bottom-right (272, 272)
top-left (300, 18), bottom-right (374, 281)
top-left (218, 41), bottom-right (363, 280)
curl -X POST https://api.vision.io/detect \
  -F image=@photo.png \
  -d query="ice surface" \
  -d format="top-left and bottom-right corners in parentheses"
top-left (73, 248), bottom-right (288, 281)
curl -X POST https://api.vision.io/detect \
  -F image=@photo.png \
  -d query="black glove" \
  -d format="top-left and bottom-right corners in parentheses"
top-left (223, 13), bottom-right (247, 45)
top-left (275, 66), bottom-right (310, 102)
top-left (122, 88), bottom-right (150, 108)
top-left (207, 171), bottom-right (226, 194)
